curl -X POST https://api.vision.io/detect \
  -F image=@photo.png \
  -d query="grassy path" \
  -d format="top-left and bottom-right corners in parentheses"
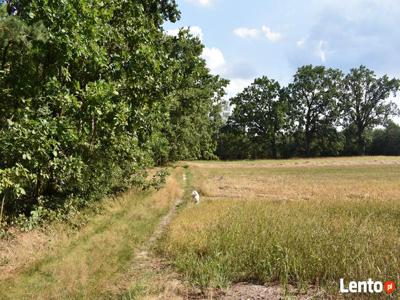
top-left (0, 168), bottom-right (185, 300)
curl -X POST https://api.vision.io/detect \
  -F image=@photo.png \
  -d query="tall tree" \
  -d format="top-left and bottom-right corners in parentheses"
top-left (341, 66), bottom-right (399, 155)
top-left (288, 65), bottom-right (343, 156)
top-left (0, 0), bottom-right (227, 220)
top-left (229, 76), bottom-right (286, 159)
top-left (160, 29), bottom-right (228, 162)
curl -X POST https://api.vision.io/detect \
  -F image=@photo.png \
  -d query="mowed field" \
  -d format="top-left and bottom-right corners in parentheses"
top-left (161, 157), bottom-right (400, 295)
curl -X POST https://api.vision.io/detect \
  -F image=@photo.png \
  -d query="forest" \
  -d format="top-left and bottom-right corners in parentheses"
top-left (218, 66), bottom-right (400, 160)
top-left (0, 0), bottom-right (399, 224)
top-left (0, 0), bottom-right (227, 224)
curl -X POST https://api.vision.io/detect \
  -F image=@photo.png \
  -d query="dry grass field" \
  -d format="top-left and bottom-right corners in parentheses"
top-left (161, 157), bottom-right (400, 296)
top-left (1, 157), bottom-right (399, 299)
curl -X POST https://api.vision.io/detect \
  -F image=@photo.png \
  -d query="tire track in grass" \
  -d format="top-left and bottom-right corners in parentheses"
top-left (116, 169), bottom-right (191, 299)
top-left (0, 169), bottom-right (184, 300)
top-left (135, 196), bottom-right (183, 262)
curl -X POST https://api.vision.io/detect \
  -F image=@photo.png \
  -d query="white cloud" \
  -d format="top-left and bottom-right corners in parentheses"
top-left (166, 26), bottom-right (203, 41)
top-left (166, 28), bottom-right (180, 36)
top-left (233, 27), bottom-right (259, 39)
top-left (189, 26), bottom-right (204, 41)
top-left (233, 25), bottom-right (283, 42)
top-left (225, 78), bottom-right (253, 99)
top-left (201, 47), bottom-right (226, 75)
top-left (186, 0), bottom-right (214, 7)
top-left (261, 26), bottom-right (283, 42)
top-left (296, 37), bottom-right (306, 48)
top-left (315, 40), bottom-right (327, 62)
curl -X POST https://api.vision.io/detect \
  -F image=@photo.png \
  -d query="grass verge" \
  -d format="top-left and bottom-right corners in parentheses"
top-left (0, 167), bottom-right (183, 300)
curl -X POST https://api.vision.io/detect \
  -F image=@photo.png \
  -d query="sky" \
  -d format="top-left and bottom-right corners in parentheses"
top-left (164, 0), bottom-right (400, 109)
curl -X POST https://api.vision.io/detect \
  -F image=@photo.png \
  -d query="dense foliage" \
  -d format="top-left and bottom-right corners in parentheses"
top-left (369, 121), bottom-right (400, 156)
top-left (0, 0), bottom-right (227, 223)
top-left (218, 65), bottom-right (399, 160)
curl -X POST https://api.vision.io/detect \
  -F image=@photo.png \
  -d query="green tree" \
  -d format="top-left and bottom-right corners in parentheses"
top-left (369, 120), bottom-right (400, 156)
top-left (229, 76), bottom-right (286, 159)
top-left (288, 65), bottom-right (343, 156)
top-left (217, 122), bottom-right (253, 160)
top-left (161, 29), bottom-right (228, 162)
top-left (0, 0), bottom-right (227, 221)
top-left (341, 66), bottom-right (399, 155)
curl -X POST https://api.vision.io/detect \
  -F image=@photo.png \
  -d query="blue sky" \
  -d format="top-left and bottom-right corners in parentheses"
top-left (165, 0), bottom-right (400, 105)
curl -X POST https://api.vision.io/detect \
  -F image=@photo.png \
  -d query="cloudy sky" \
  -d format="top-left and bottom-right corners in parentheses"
top-left (165, 0), bottom-right (400, 102)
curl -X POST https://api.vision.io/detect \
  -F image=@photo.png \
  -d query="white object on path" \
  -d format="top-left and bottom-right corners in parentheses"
top-left (192, 190), bottom-right (200, 204)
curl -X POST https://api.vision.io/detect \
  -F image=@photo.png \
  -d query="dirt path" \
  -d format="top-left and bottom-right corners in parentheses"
top-left (108, 171), bottom-right (193, 299)
top-left (135, 196), bottom-right (183, 263)
top-left (128, 196), bottom-right (186, 296)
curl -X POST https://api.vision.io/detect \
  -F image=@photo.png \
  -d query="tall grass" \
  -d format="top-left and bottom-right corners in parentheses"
top-left (161, 159), bottom-right (400, 295)
top-left (162, 199), bottom-right (400, 291)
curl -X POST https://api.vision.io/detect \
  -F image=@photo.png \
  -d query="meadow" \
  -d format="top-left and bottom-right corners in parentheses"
top-left (160, 157), bottom-right (400, 296)
top-left (1, 157), bottom-right (399, 299)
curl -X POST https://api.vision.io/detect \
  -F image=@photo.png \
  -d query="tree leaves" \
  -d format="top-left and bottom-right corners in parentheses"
top-left (341, 66), bottom-right (399, 154)
top-left (288, 65), bottom-right (344, 156)
top-left (0, 0), bottom-right (226, 220)
top-left (219, 65), bottom-right (399, 159)
top-left (229, 76), bottom-right (285, 159)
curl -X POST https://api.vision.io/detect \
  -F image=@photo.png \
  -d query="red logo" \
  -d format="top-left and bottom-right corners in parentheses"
top-left (384, 281), bottom-right (396, 295)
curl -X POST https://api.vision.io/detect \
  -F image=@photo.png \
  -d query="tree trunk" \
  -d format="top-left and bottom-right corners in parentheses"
top-left (305, 130), bottom-right (312, 157)
top-left (0, 194), bottom-right (6, 225)
top-left (271, 122), bottom-right (278, 159)
top-left (271, 132), bottom-right (277, 159)
top-left (357, 125), bottom-right (365, 155)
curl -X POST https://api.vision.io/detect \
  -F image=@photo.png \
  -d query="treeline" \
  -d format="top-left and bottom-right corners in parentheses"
top-left (218, 65), bottom-right (400, 160)
top-left (0, 0), bottom-right (227, 223)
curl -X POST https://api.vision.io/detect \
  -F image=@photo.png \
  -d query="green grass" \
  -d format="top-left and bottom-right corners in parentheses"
top-left (0, 168), bottom-right (183, 300)
top-left (161, 158), bottom-right (400, 296)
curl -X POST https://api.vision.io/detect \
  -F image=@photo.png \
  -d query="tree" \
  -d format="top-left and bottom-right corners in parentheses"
top-left (229, 76), bottom-right (286, 159)
top-left (161, 29), bottom-right (228, 162)
top-left (369, 120), bottom-right (400, 156)
top-left (0, 0), bottom-right (227, 221)
top-left (341, 66), bottom-right (399, 155)
top-left (216, 122), bottom-right (253, 160)
top-left (288, 65), bottom-right (343, 156)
